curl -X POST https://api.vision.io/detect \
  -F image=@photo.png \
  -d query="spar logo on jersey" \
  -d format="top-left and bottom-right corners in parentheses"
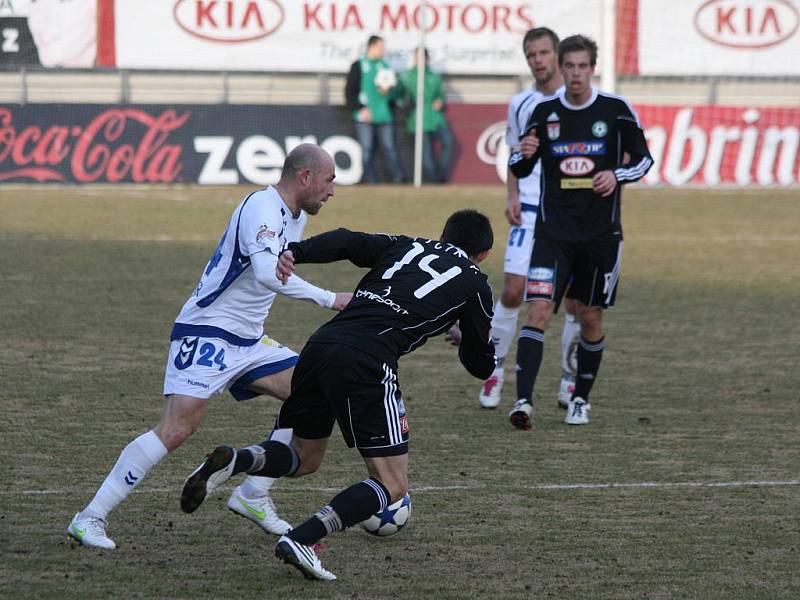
top-left (173, 0), bottom-right (285, 43)
top-left (560, 157), bottom-right (595, 176)
top-left (551, 141), bottom-right (606, 156)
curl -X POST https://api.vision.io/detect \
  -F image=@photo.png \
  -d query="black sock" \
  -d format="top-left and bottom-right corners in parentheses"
top-left (288, 478), bottom-right (390, 546)
top-left (232, 441), bottom-right (298, 477)
top-left (573, 335), bottom-right (605, 401)
top-left (516, 326), bottom-right (544, 403)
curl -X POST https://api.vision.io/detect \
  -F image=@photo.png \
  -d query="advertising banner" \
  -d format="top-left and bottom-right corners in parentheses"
top-left (638, 0), bottom-right (800, 75)
top-left (113, 0), bottom-right (604, 75)
top-left (0, 0), bottom-right (96, 68)
top-left (1, 103), bottom-right (798, 186)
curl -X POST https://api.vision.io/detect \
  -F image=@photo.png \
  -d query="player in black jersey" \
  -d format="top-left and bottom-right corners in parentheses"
top-left (507, 34), bottom-right (653, 428)
top-left (179, 209), bottom-right (495, 581)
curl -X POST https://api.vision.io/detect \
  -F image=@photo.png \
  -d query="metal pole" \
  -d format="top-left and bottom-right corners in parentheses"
top-left (413, 0), bottom-right (427, 188)
top-left (601, 0), bottom-right (616, 93)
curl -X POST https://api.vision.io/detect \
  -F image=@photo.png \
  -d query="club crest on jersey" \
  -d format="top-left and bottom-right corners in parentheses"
top-left (547, 112), bottom-right (560, 140)
top-left (592, 121), bottom-right (608, 137)
top-left (256, 224), bottom-right (277, 243)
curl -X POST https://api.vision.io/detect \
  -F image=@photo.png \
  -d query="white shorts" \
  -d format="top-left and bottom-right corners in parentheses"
top-left (503, 210), bottom-right (537, 277)
top-left (163, 334), bottom-right (298, 401)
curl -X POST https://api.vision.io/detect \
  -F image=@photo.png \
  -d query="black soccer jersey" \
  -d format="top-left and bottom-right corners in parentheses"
top-left (285, 229), bottom-right (495, 379)
top-left (508, 88), bottom-right (653, 242)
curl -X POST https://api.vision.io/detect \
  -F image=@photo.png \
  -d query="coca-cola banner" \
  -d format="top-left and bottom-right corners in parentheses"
top-left (639, 0), bottom-right (800, 75)
top-left (112, 0), bottom-right (604, 75)
top-left (2, 103), bottom-right (798, 186)
top-left (0, 104), bottom-right (369, 185)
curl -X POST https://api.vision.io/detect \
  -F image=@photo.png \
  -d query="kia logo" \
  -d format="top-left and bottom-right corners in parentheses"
top-left (174, 0), bottom-right (284, 43)
top-left (694, 0), bottom-right (799, 49)
top-left (559, 157), bottom-right (595, 176)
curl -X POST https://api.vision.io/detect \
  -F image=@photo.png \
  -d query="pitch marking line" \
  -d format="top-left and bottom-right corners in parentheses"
top-left (9, 479), bottom-right (800, 496)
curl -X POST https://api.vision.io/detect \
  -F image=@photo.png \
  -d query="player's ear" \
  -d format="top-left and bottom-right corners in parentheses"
top-left (472, 249), bottom-right (490, 264)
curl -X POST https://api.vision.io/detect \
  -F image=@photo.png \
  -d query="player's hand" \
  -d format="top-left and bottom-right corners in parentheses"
top-left (432, 99), bottom-right (443, 111)
top-left (358, 107), bottom-right (372, 123)
top-left (276, 250), bottom-right (296, 284)
top-left (445, 323), bottom-right (462, 346)
top-left (331, 292), bottom-right (353, 311)
top-left (593, 170), bottom-right (617, 197)
top-left (505, 196), bottom-right (522, 226)
top-left (519, 131), bottom-right (539, 159)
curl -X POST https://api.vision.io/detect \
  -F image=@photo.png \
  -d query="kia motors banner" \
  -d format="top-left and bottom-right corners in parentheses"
top-left (638, 0), bottom-right (800, 75)
top-left (112, 0), bottom-right (605, 75)
top-left (1, 103), bottom-right (798, 186)
top-left (0, 0), bottom-right (96, 68)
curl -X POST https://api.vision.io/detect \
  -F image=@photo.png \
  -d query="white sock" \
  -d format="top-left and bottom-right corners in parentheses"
top-left (239, 427), bottom-right (293, 499)
top-left (491, 300), bottom-right (519, 368)
top-left (83, 430), bottom-right (168, 520)
top-left (561, 312), bottom-right (581, 379)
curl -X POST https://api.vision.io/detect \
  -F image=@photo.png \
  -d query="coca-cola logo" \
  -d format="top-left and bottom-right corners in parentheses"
top-left (174, 0), bottom-right (284, 43)
top-left (559, 157), bottom-right (595, 176)
top-left (0, 108), bottom-right (189, 183)
top-left (694, 0), bottom-right (799, 49)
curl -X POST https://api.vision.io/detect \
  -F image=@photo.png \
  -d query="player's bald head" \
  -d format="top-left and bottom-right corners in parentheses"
top-left (281, 144), bottom-right (333, 180)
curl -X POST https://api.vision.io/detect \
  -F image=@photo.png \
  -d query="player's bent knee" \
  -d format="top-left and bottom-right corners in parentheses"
top-left (500, 287), bottom-right (524, 309)
top-left (579, 307), bottom-right (604, 335)
top-left (155, 423), bottom-right (196, 451)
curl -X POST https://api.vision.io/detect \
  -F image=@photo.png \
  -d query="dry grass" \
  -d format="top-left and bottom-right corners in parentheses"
top-left (1, 184), bottom-right (799, 599)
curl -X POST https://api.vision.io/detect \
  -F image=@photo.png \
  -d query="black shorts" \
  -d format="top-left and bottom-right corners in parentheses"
top-left (525, 238), bottom-right (623, 309)
top-left (276, 342), bottom-right (409, 458)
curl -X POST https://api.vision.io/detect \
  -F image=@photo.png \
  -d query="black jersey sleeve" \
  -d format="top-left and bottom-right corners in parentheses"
top-left (507, 110), bottom-right (542, 179)
top-left (613, 102), bottom-right (653, 184)
top-left (456, 280), bottom-right (496, 380)
top-left (286, 228), bottom-right (397, 268)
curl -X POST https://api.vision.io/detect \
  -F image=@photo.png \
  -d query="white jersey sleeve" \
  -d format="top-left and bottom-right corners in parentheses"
top-left (506, 88), bottom-right (544, 208)
top-left (239, 196), bottom-right (286, 258)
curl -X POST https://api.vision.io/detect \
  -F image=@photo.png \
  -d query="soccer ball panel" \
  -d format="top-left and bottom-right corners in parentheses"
top-left (360, 493), bottom-right (411, 537)
top-left (374, 68), bottom-right (397, 90)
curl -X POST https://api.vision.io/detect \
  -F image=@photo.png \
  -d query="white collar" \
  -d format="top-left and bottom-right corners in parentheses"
top-left (558, 86), bottom-right (598, 111)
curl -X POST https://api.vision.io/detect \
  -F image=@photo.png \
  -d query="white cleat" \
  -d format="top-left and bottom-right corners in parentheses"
top-left (478, 370), bottom-right (504, 409)
top-left (558, 376), bottom-right (576, 409)
top-left (181, 445), bottom-right (236, 514)
top-left (508, 398), bottom-right (533, 430)
top-left (67, 512), bottom-right (116, 549)
top-left (275, 535), bottom-right (337, 581)
top-left (565, 397), bottom-right (590, 425)
top-left (228, 485), bottom-right (292, 535)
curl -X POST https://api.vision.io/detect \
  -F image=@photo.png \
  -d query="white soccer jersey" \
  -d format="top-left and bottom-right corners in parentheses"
top-left (506, 87), bottom-right (559, 209)
top-left (173, 186), bottom-right (327, 345)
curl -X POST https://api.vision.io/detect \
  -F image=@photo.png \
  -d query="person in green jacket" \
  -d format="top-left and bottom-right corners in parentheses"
top-left (345, 35), bottom-right (406, 184)
top-left (400, 47), bottom-right (453, 183)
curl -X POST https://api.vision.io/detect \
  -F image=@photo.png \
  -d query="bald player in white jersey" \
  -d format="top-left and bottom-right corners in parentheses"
top-left (477, 28), bottom-right (581, 430)
top-left (67, 144), bottom-right (351, 549)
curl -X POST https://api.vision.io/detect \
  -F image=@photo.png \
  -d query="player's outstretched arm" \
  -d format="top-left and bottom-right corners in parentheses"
top-left (251, 249), bottom-right (340, 309)
top-left (286, 228), bottom-right (396, 268)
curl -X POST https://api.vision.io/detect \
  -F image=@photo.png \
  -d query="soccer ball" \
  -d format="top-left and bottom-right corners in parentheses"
top-left (360, 493), bottom-right (411, 537)
top-left (374, 67), bottom-right (397, 91)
